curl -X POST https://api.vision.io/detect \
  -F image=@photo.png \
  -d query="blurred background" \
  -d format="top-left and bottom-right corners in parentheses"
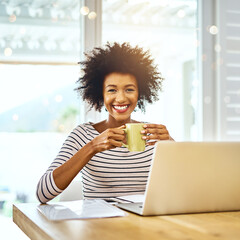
top-left (0, 0), bottom-right (239, 239)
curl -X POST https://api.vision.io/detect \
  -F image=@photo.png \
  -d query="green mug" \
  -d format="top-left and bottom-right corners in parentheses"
top-left (122, 123), bottom-right (146, 152)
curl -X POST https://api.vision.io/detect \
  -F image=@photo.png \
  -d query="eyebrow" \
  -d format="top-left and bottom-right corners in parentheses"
top-left (105, 84), bottom-right (137, 88)
top-left (105, 84), bottom-right (117, 88)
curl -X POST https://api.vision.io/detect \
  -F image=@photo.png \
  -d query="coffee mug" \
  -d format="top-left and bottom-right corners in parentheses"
top-left (122, 123), bottom-right (146, 152)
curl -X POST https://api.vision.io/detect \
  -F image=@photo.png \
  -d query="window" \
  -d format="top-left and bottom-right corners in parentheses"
top-left (200, 0), bottom-right (240, 141)
top-left (102, 0), bottom-right (199, 141)
top-left (220, 0), bottom-right (240, 140)
top-left (0, 0), bottom-right (83, 231)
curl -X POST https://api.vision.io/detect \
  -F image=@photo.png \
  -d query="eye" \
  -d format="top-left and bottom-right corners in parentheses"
top-left (126, 88), bottom-right (135, 92)
top-left (107, 89), bottom-right (117, 93)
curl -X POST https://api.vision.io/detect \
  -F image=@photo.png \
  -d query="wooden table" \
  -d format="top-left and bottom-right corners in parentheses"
top-left (13, 202), bottom-right (240, 240)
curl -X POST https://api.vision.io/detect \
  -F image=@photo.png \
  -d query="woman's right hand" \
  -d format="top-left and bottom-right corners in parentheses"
top-left (91, 125), bottom-right (125, 153)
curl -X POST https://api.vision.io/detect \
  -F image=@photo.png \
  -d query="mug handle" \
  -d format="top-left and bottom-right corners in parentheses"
top-left (122, 142), bottom-right (128, 148)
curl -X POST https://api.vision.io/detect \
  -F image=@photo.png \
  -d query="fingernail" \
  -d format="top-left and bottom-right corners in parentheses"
top-left (141, 130), bottom-right (146, 134)
top-left (142, 136), bottom-right (147, 140)
top-left (143, 124), bottom-right (147, 128)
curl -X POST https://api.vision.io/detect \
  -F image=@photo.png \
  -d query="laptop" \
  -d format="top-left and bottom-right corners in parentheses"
top-left (117, 141), bottom-right (240, 216)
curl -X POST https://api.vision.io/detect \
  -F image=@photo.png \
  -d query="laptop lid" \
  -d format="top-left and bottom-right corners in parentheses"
top-left (141, 141), bottom-right (240, 215)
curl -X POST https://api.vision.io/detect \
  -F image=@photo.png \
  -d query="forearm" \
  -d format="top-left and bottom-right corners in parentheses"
top-left (53, 141), bottom-right (97, 190)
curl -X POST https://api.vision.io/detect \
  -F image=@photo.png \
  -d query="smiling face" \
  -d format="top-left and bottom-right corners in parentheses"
top-left (103, 72), bottom-right (139, 125)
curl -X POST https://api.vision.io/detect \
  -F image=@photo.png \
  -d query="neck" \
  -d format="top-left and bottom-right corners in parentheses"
top-left (92, 115), bottom-right (139, 134)
top-left (105, 115), bottom-right (133, 128)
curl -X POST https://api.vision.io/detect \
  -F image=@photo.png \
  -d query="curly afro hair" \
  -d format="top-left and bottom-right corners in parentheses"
top-left (75, 42), bottom-right (164, 112)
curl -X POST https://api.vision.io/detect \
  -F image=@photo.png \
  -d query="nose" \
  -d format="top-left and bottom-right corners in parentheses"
top-left (115, 90), bottom-right (126, 103)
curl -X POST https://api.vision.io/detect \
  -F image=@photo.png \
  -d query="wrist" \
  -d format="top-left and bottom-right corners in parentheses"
top-left (87, 139), bottom-right (99, 155)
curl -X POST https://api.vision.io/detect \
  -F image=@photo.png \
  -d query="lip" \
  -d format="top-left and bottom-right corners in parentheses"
top-left (112, 104), bottom-right (130, 113)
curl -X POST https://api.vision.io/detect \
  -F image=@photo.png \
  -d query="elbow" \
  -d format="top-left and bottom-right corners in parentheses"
top-left (36, 187), bottom-right (50, 204)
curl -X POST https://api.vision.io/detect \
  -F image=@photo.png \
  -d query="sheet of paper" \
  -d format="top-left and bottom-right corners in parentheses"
top-left (37, 199), bottom-right (127, 221)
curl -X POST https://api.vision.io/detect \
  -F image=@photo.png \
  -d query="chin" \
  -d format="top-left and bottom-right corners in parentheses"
top-left (112, 114), bottom-right (130, 122)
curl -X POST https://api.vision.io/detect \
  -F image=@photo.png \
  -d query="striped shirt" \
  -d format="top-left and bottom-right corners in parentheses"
top-left (36, 122), bottom-right (154, 203)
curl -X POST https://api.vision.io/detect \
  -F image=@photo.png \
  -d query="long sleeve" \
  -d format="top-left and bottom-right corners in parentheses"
top-left (36, 124), bottom-right (88, 203)
top-left (36, 171), bottom-right (63, 203)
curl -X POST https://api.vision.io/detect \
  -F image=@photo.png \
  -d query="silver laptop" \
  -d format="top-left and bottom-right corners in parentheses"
top-left (117, 141), bottom-right (240, 216)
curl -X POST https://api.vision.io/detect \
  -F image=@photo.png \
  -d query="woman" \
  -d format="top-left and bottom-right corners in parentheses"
top-left (36, 42), bottom-right (173, 203)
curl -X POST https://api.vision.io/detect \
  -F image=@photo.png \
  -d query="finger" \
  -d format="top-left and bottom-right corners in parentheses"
top-left (111, 126), bottom-right (125, 135)
top-left (117, 125), bottom-right (126, 129)
top-left (108, 131), bottom-right (125, 141)
top-left (143, 134), bottom-right (170, 140)
top-left (158, 134), bottom-right (171, 140)
top-left (146, 141), bottom-right (158, 146)
top-left (109, 138), bottom-right (123, 148)
top-left (141, 128), bottom-right (168, 135)
top-left (143, 124), bottom-right (166, 129)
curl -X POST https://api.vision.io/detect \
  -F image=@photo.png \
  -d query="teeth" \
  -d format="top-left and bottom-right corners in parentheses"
top-left (114, 105), bottom-right (128, 110)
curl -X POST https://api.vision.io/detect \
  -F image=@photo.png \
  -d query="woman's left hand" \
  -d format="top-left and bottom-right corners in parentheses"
top-left (141, 124), bottom-right (174, 145)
